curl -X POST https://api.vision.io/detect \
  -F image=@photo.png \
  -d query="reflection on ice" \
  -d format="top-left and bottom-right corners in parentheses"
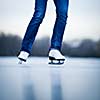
top-left (51, 68), bottom-right (63, 100)
top-left (22, 68), bottom-right (36, 100)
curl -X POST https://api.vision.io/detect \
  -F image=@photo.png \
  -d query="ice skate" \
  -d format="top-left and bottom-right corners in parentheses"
top-left (48, 49), bottom-right (65, 64)
top-left (18, 51), bottom-right (29, 64)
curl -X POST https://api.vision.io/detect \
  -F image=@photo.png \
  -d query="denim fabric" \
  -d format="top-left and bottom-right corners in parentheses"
top-left (21, 0), bottom-right (69, 53)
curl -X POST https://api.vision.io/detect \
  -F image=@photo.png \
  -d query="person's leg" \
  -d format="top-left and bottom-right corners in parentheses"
top-left (50, 0), bottom-right (69, 51)
top-left (21, 0), bottom-right (48, 54)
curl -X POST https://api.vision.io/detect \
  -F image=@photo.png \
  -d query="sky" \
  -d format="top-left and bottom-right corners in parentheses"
top-left (0, 0), bottom-right (100, 41)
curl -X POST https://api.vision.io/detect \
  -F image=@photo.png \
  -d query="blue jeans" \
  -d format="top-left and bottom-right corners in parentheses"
top-left (21, 0), bottom-right (69, 54)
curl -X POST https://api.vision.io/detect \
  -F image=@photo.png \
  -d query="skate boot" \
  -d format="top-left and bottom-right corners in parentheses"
top-left (48, 49), bottom-right (65, 64)
top-left (18, 51), bottom-right (29, 64)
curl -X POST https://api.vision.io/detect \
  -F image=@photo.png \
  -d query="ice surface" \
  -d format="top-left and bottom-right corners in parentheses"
top-left (0, 57), bottom-right (100, 100)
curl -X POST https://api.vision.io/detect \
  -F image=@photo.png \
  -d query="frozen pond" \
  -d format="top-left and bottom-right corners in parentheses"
top-left (0, 57), bottom-right (100, 100)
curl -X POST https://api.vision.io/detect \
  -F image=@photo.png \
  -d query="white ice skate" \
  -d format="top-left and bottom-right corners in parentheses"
top-left (48, 49), bottom-right (65, 64)
top-left (18, 51), bottom-right (29, 64)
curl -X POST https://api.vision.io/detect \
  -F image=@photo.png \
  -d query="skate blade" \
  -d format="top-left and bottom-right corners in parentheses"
top-left (18, 60), bottom-right (24, 64)
top-left (48, 59), bottom-right (64, 65)
top-left (18, 57), bottom-right (27, 64)
top-left (18, 58), bottom-right (26, 64)
top-left (18, 60), bottom-right (22, 64)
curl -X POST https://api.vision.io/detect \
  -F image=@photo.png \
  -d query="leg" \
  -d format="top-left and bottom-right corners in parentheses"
top-left (50, 0), bottom-right (69, 51)
top-left (21, 0), bottom-right (48, 54)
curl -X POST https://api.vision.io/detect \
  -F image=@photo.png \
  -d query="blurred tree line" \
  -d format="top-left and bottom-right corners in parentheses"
top-left (0, 32), bottom-right (100, 57)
